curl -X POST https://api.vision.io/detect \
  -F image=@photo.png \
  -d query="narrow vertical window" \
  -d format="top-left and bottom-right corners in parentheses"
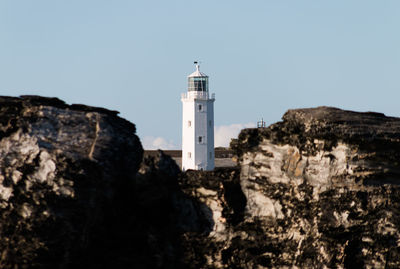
top-left (188, 120), bottom-right (191, 127)
top-left (198, 136), bottom-right (202, 143)
top-left (198, 104), bottom-right (202, 111)
top-left (188, 152), bottom-right (191, 158)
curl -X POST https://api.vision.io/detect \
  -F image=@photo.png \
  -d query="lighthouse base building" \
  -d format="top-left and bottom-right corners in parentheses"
top-left (181, 63), bottom-right (215, 171)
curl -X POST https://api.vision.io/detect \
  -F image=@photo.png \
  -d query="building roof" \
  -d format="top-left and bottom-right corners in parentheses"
top-left (188, 64), bottom-right (208, 78)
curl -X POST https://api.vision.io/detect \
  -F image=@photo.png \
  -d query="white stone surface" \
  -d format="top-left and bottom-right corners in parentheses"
top-left (240, 139), bottom-right (362, 219)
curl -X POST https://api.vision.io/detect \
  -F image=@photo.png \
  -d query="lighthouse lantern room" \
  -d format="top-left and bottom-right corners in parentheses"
top-left (181, 62), bottom-right (215, 171)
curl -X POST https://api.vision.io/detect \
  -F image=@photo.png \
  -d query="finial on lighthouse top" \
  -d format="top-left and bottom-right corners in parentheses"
top-left (187, 61), bottom-right (209, 92)
top-left (188, 61), bottom-right (207, 78)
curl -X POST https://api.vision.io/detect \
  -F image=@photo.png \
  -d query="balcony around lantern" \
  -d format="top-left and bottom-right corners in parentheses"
top-left (181, 91), bottom-right (215, 101)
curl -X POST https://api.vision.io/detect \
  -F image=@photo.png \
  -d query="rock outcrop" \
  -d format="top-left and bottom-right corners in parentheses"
top-left (0, 96), bottom-right (142, 268)
top-left (132, 150), bottom-right (243, 268)
top-left (175, 107), bottom-right (400, 268)
top-left (2, 97), bottom-right (400, 269)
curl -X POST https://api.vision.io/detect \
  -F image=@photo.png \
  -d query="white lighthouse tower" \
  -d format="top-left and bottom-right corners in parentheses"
top-left (181, 62), bottom-right (215, 171)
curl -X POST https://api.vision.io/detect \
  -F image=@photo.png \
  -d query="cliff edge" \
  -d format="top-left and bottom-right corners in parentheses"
top-left (0, 96), bottom-right (143, 268)
top-left (224, 106), bottom-right (400, 268)
top-left (1, 99), bottom-right (400, 268)
top-left (167, 106), bottom-right (400, 268)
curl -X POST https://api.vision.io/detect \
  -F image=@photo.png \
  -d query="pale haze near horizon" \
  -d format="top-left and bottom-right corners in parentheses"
top-left (1, 1), bottom-right (399, 149)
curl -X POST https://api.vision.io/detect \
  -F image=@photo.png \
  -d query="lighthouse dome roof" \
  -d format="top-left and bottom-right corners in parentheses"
top-left (188, 64), bottom-right (208, 78)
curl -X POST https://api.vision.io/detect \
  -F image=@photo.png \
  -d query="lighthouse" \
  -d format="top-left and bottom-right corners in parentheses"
top-left (181, 62), bottom-right (215, 171)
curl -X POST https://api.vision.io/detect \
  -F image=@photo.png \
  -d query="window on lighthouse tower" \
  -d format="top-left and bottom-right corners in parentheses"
top-left (197, 136), bottom-right (206, 144)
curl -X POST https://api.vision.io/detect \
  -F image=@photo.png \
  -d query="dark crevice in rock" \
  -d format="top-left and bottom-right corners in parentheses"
top-left (222, 174), bottom-right (246, 225)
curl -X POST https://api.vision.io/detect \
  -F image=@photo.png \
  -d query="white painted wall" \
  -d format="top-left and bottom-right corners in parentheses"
top-left (181, 91), bottom-right (215, 171)
top-left (206, 99), bottom-right (215, 170)
top-left (182, 98), bottom-right (195, 170)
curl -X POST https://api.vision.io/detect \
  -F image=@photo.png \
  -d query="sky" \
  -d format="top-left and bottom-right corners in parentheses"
top-left (1, 1), bottom-right (399, 149)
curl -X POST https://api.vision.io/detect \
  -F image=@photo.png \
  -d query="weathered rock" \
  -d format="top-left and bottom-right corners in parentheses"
top-left (0, 96), bottom-right (142, 268)
top-left (125, 149), bottom-right (244, 268)
top-left (158, 107), bottom-right (400, 268)
top-left (227, 106), bottom-right (400, 268)
top-left (178, 167), bottom-right (244, 268)
top-left (131, 151), bottom-right (243, 268)
top-left (3, 99), bottom-right (400, 269)
top-left (131, 150), bottom-right (183, 268)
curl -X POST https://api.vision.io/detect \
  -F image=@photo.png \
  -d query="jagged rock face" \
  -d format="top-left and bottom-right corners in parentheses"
top-left (227, 107), bottom-right (400, 268)
top-left (132, 151), bottom-right (245, 268)
top-left (177, 167), bottom-right (245, 268)
top-left (0, 96), bottom-right (142, 268)
top-left (133, 107), bottom-right (400, 268)
top-left (3, 99), bottom-right (400, 269)
top-left (132, 150), bottom-right (183, 268)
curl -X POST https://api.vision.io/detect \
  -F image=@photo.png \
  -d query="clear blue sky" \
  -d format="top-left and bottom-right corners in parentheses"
top-left (1, 1), bottom-right (399, 148)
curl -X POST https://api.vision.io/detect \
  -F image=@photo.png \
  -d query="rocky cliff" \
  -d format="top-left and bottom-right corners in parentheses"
top-left (2, 98), bottom-right (400, 269)
top-left (131, 106), bottom-right (400, 268)
top-left (0, 96), bottom-right (142, 268)
top-left (178, 106), bottom-right (400, 268)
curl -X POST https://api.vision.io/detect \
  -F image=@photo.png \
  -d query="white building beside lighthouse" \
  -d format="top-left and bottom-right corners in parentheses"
top-left (181, 62), bottom-right (215, 171)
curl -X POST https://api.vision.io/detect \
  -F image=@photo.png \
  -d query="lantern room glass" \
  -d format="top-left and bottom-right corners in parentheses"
top-left (188, 77), bottom-right (208, 92)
